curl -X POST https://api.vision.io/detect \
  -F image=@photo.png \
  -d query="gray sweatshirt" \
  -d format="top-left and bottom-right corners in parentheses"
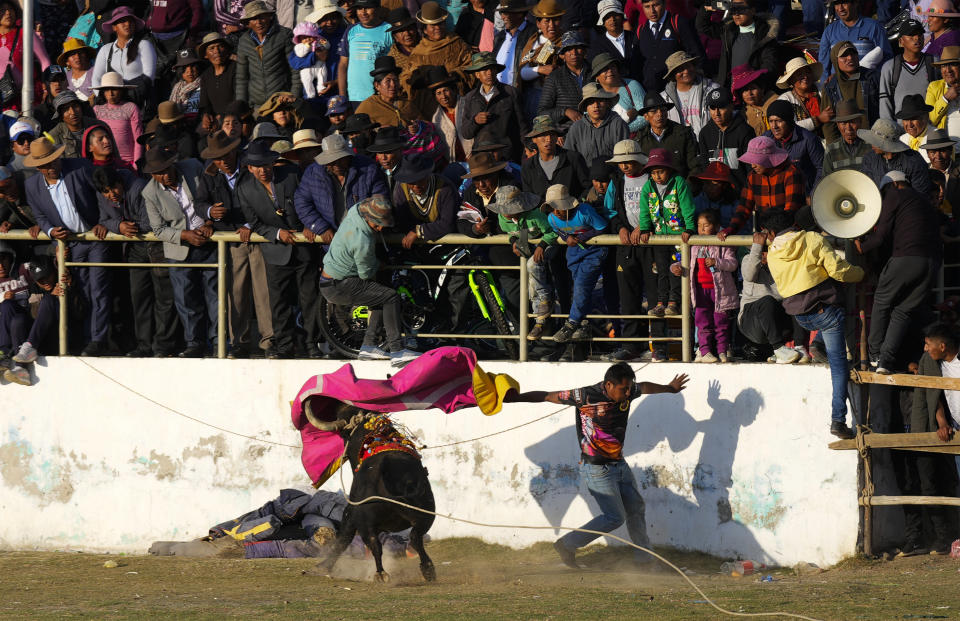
top-left (738, 242), bottom-right (781, 324)
top-left (879, 54), bottom-right (935, 123)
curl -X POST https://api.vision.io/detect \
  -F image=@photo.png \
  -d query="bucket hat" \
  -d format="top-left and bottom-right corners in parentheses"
top-left (557, 30), bottom-right (587, 54)
top-left (578, 82), bottom-right (618, 112)
top-left (640, 148), bottom-right (677, 175)
top-left (305, 0), bottom-right (345, 23)
top-left (596, 0), bottom-right (624, 25)
top-left (605, 139), bottom-right (647, 164)
top-left (315, 134), bottom-right (355, 164)
top-left (526, 114), bottom-right (560, 137)
top-left (489, 185), bottom-right (541, 215)
top-left (857, 119), bottom-right (910, 153)
top-left (357, 195), bottom-right (394, 227)
top-left (241, 0), bottom-right (275, 21)
top-left (738, 135), bottom-right (790, 167)
top-left (464, 52), bottom-right (505, 73)
top-left (692, 161), bottom-right (734, 185)
top-left (51, 91), bottom-right (80, 119)
top-left (541, 184), bottom-right (579, 213)
top-left (589, 53), bottom-right (620, 80)
top-left (663, 50), bottom-right (699, 80)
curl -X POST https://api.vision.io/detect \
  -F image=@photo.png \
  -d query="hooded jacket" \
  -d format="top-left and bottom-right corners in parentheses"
top-left (824, 41), bottom-right (880, 127)
top-left (696, 113), bottom-right (754, 183)
top-left (662, 77), bottom-right (721, 139)
top-left (695, 12), bottom-right (781, 88)
top-left (739, 241), bottom-right (781, 323)
top-left (767, 229), bottom-right (864, 315)
top-left (81, 125), bottom-right (134, 172)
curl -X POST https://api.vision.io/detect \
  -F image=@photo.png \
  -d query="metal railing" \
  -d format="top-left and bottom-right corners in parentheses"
top-left (0, 230), bottom-right (758, 361)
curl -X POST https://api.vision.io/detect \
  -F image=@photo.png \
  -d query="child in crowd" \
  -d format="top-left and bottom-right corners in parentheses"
top-left (636, 148), bottom-right (696, 317)
top-left (691, 162), bottom-right (739, 231)
top-left (0, 241), bottom-right (32, 384)
top-left (543, 184), bottom-right (608, 344)
top-left (671, 210), bottom-right (738, 363)
top-left (169, 49), bottom-right (204, 120)
top-left (291, 22), bottom-right (333, 101)
top-left (92, 71), bottom-right (142, 168)
top-left (488, 185), bottom-right (558, 341)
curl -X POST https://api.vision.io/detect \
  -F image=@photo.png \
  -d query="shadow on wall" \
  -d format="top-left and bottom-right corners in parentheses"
top-left (523, 381), bottom-right (772, 562)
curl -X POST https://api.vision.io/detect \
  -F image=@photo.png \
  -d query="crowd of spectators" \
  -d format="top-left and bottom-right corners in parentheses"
top-left (0, 0), bottom-right (955, 402)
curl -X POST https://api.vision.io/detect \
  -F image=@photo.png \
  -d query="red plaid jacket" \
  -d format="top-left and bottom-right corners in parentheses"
top-left (724, 161), bottom-right (807, 234)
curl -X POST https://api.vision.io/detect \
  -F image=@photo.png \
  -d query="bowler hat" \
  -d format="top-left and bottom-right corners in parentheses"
top-left (342, 113), bottom-right (379, 134)
top-left (366, 126), bottom-right (408, 153)
top-left (370, 55), bottom-right (400, 79)
top-left (417, 1), bottom-right (448, 24)
top-left (531, 0), bottom-right (564, 18)
top-left (497, 0), bottom-right (534, 12)
top-left (424, 65), bottom-right (459, 90)
top-left (395, 154), bottom-right (436, 183)
top-left (387, 7), bottom-right (417, 31)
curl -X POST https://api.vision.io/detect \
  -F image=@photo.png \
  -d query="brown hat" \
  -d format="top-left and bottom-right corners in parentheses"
top-left (200, 130), bottom-right (241, 159)
top-left (23, 138), bottom-right (65, 167)
top-left (142, 147), bottom-right (179, 175)
top-left (663, 50), bottom-right (699, 80)
top-left (241, 0), bottom-right (275, 21)
top-left (531, 0), bottom-right (565, 18)
top-left (257, 92), bottom-right (297, 118)
top-left (935, 46), bottom-right (960, 65)
top-left (417, 0), bottom-right (448, 24)
top-left (462, 152), bottom-right (507, 178)
top-left (831, 99), bottom-right (864, 122)
top-left (157, 101), bottom-right (184, 124)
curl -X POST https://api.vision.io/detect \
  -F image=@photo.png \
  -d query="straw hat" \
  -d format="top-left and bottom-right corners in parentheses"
top-left (23, 138), bottom-right (65, 168)
top-left (530, 0), bottom-right (565, 18)
top-left (92, 71), bottom-right (135, 91)
top-left (417, 1), bottom-right (448, 24)
top-left (57, 38), bottom-right (94, 66)
top-left (776, 56), bottom-right (823, 89)
top-left (606, 139), bottom-right (647, 164)
top-left (288, 128), bottom-right (323, 151)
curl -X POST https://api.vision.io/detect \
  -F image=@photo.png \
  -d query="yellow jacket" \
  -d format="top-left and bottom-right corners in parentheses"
top-left (767, 230), bottom-right (864, 298)
top-left (927, 79), bottom-right (950, 129)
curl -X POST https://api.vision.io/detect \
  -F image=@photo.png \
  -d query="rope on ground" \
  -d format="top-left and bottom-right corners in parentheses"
top-left (76, 358), bottom-right (301, 449)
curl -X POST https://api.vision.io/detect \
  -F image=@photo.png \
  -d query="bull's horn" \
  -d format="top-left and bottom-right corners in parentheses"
top-left (304, 398), bottom-right (347, 431)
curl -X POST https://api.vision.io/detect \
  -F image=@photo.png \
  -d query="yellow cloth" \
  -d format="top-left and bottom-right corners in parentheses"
top-left (472, 363), bottom-right (519, 415)
top-left (928, 79), bottom-right (950, 129)
top-left (767, 230), bottom-right (864, 298)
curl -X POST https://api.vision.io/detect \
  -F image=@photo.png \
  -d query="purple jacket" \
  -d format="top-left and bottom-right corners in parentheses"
top-left (293, 155), bottom-right (389, 235)
top-left (674, 244), bottom-right (739, 313)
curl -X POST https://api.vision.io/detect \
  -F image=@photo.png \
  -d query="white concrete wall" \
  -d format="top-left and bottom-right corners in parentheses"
top-left (0, 358), bottom-right (857, 566)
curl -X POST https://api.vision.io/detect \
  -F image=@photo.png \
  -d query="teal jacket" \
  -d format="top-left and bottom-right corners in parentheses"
top-left (636, 175), bottom-right (696, 236)
top-left (322, 207), bottom-right (379, 280)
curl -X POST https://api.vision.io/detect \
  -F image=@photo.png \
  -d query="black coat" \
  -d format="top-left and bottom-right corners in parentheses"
top-left (491, 22), bottom-right (536, 89)
top-left (635, 12), bottom-right (705, 94)
top-left (696, 113), bottom-right (755, 185)
top-left (97, 172), bottom-right (149, 233)
top-left (520, 149), bottom-right (590, 200)
top-left (587, 29), bottom-right (643, 83)
top-left (460, 83), bottom-right (529, 162)
top-left (198, 162), bottom-right (247, 231)
top-left (695, 11), bottom-right (781, 88)
top-left (237, 165), bottom-right (313, 266)
top-left (637, 120), bottom-right (700, 178)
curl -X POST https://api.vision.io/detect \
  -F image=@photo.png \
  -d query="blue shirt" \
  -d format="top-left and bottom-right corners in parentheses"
top-left (342, 22), bottom-right (393, 102)
top-left (496, 21), bottom-right (528, 87)
top-left (818, 17), bottom-right (892, 79)
top-left (547, 203), bottom-right (608, 239)
top-left (46, 178), bottom-right (87, 234)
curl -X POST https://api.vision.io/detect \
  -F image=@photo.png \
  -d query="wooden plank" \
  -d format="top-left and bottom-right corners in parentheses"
top-left (860, 495), bottom-right (960, 507)
top-left (850, 370), bottom-right (960, 391)
top-left (829, 432), bottom-right (960, 454)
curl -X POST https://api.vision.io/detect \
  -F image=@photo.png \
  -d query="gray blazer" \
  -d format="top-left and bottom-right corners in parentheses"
top-left (143, 159), bottom-right (209, 261)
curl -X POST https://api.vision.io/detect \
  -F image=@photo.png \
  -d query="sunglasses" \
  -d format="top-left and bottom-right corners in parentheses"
top-left (14, 134), bottom-right (31, 145)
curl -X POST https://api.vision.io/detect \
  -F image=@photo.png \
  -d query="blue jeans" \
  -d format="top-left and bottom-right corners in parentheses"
top-left (168, 245), bottom-right (218, 347)
top-left (795, 304), bottom-right (848, 424)
top-left (567, 245), bottom-right (606, 324)
top-left (558, 461), bottom-right (650, 561)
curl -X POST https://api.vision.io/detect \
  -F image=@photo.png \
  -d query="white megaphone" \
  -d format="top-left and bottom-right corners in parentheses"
top-left (810, 170), bottom-right (882, 239)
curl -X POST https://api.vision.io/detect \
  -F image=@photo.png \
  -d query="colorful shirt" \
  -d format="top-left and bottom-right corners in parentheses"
top-left (557, 381), bottom-right (644, 463)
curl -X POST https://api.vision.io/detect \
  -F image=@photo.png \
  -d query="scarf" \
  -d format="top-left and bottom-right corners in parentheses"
top-left (170, 78), bottom-right (201, 109)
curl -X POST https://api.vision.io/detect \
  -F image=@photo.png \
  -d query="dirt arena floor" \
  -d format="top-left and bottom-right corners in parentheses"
top-left (3, 540), bottom-right (960, 620)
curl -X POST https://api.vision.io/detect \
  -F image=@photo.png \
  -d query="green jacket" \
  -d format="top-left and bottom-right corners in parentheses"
top-left (636, 175), bottom-right (696, 235)
top-left (497, 209), bottom-right (558, 248)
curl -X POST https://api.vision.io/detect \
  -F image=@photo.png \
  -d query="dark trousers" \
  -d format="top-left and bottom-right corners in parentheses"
top-left (739, 295), bottom-right (791, 348)
top-left (0, 299), bottom-right (30, 353)
top-left (265, 255), bottom-right (321, 355)
top-left (640, 245), bottom-right (680, 305)
top-left (168, 245), bottom-right (218, 347)
top-left (69, 240), bottom-right (110, 343)
top-left (868, 256), bottom-right (936, 367)
top-left (616, 246), bottom-right (649, 353)
top-left (27, 293), bottom-right (59, 351)
top-left (898, 451), bottom-right (958, 547)
top-left (128, 242), bottom-right (179, 353)
top-left (321, 276), bottom-right (403, 352)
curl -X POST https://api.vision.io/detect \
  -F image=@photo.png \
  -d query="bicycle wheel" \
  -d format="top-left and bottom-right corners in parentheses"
top-left (317, 297), bottom-right (369, 359)
top-left (463, 319), bottom-right (509, 360)
top-left (474, 275), bottom-right (518, 360)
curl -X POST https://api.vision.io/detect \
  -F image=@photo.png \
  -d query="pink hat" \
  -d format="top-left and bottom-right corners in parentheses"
top-left (920, 0), bottom-right (960, 18)
top-left (641, 148), bottom-right (677, 175)
top-left (739, 136), bottom-right (789, 168)
top-left (293, 21), bottom-right (321, 42)
top-left (731, 63), bottom-right (768, 92)
top-left (102, 7), bottom-right (146, 34)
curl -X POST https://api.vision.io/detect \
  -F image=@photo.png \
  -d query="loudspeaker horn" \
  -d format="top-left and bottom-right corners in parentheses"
top-left (810, 170), bottom-right (881, 239)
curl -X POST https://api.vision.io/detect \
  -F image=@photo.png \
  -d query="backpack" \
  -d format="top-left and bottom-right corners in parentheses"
top-left (891, 53), bottom-right (936, 86)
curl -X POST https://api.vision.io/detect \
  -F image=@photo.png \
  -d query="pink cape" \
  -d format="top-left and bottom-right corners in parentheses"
top-left (291, 347), bottom-right (497, 486)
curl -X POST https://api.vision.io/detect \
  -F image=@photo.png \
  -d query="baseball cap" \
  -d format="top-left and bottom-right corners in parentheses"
top-left (41, 65), bottom-right (66, 83)
top-left (899, 18), bottom-right (925, 37)
top-left (707, 88), bottom-right (732, 109)
top-left (8, 120), bottom-right (34, 141)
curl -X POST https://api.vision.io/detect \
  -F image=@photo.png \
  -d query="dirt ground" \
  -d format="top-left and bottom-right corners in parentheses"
top-left (3, 540), bottom-right (960, 620)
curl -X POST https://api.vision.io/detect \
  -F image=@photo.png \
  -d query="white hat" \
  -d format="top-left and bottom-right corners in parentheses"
top-left (93, 71), bottom-right (135, 91)
top-left (606, 139), bottom-right (648, 165)
top-left (541, 184), bottom-right (580, 213)
top-left (8, 120), bottom-right (34, 140)
top-left (879, 170), bottom-right (907, 190)
top-left (304, 0), bottom-right (345, 23)
top-left (596, 0), bottom-right (624, 25)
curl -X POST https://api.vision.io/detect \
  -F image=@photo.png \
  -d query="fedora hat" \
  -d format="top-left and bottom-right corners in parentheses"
top-left (638, 91), bottom-right (674, 115)
top-left (895, 93), bottom-right (934, 120)
top-left (738, 135), bottom-right (790, 168)
top-left (370, 55), bottom-right (400, 79)
top-left (526, 114), bottom-right (560, 138)
top-left (57, 38), bottom-right (94, 66)
top-left (157, 100), bottom-right (185, 124)
top-left (531, 0), bottom-right (565, 18)
top-left (832, 99), bottom-right (864, 122)
top-left (541, 184), bottom-right (578, 213)
top-left (23, 138), bottom-right (65, 168)
top-left (366, 126), bottom-right (408, 153)
top-left (91, 71), bottom-right (134, 91)
top-left (497, 0), bottom-right (534, 12)
top-left (387, 7), bottom-right (417, 31)
top-left (606, 139), bottom-right (647, 164)
top-left (138, 117), bottom-right (162, 145)
top-left (731, 63), bottom-right (767, 92)
top-left (315, 134), bottom-right (355, 165)
top-left (921, 128), bottom-right (958, 150)
top-left (395, 154), bottom-right (435, 183)
top-left (578, 82), bottom-right (618, 112)
top-left (200, 129), bottom-right (241, 159)
top-left (935, 46), bottom-right (960, 65)
top-left (241, 0), bottom-right (275, 21)
top-left (424, 65), bottom-right (459, 90)
top-left (465, 51), bottom-right (505, 73)
top-left (257, 92), bottom-right (297, 118)
top-left (692, 161), bottom-right (734, 185)
top-left (357, 195), bottom-right (394, 228)
top-left (286, 128), bottom-right (323, 151)
top-left (641, 147), bottom-right (677, 175)
top-left (151, 124), bottom-right (182, 149)
top-left (103, 6), bottom-right (145, 34)
top-left (776, 56), bottom-right (823, 89)
top-left (174, 48), bottom-right (203, 68)
top-left (342, 113), bottom-right (379, 134)
top-left (417, 0), bottom-right (448, 24)
top-left (243, 141), bottom-right (280, 167)
top-left (462, 151), bottom-right (507, 178)
top-left (489, 186), bottom-right (540, 216)
top-left (589, 53), bottom-right (620, 80)
top-left (858, 119), bottom-right (910, 153)
top-left (141, 147), bottom-right (179, 175)
top-left (305, 0), bottom-right (346, 23)
top-left (197, 31), bottom-right (229, 56)
top-left (663, 50), bottom-right (699, 80)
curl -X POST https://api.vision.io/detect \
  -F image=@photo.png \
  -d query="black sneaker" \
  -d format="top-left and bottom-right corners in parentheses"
top-left (830, 421), bottom-right (856, 440)
top-left (896, 541), bottom-right (928, 557)
top-left (80, 341), bottom-right (107, 357)
top-left (558, 344), bottom-right (576, 362)
top-left (178, 345), bottom-right (206, 359)
top-left (125, 346), bottom-right (153, 358)
top-left (571, 322), bottom-right (591, 340)
top-left (929, 541), bottom-right (952, 556)
top-left (553, 540), bottom-right (580, 569)
top-left (552, 321), bottom-right (576, 344)
top-left (606, 348), bottom-right (640, 362)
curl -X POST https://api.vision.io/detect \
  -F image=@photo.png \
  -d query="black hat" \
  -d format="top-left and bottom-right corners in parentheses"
top-left (370, 55), bottom-right (400, 79)
top-left (895, 93), bottom-right (934, 120)
top-left (353, 0), bottom-right (380, 6)
top-left (151, 123), bottom-right (181, 149)
top-left (387, 6), bottom-right (417, 31)
top-left (29, 256), bottom-right (56, 283)
top-left (366, 126), bottom-right (408, 153)
top-left (424, 65), bottom-right (459, 90)
top-left (638, 92), bottom-right (674, 115)
top-left (898, 18), bottom-right (925, 37)
top-left (706, 88), bottom-right (732, 109)
top-left (41, 64), bottom-right (66, 83)
top-left (395, 154), bottom-right (435, 183)
top-left (174, 48), bottom-right (202, 68)
top-left (589, 158), bottom-right (614, 182)
top-left (341, 113), bottom-right (379, 134)
top-left (142, 146), bottom-right (179, 174)
top-left (765, 99), bottom-right (795, 124)
top-left (242, 141), bottom-right (280, 166)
